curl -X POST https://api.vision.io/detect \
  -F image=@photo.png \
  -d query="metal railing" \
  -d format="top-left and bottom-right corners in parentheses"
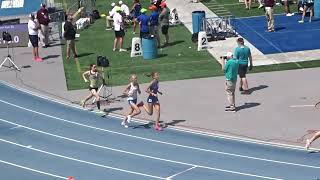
top-left (202, 15), bottom-right (237, 40)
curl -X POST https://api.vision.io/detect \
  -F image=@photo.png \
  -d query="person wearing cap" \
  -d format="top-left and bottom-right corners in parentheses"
top-left (113, 6), bottom-right (127, 52)
top-left (149, 5), bottom-right (160, 47)
top-left (220, 52), bottom-right (239, 112)
top-left (64, 15), bottom-right (78, 60)
top-left (106, 2), bottom-right (119, 30)
top-left (119, 1), bottom-right (130, 17)
top-left (151, 0), bottom-right (162, 9)
top-left (37, 3), bottom-right (50, 48)
top-left (28, 13), bottom-right (42, 62)
top-left (137, 8), bottom-right (150, 38)
top-left (159, 2), bottom-right (170, 46)
top-left (234, 37), bottom-right (253, 94)
top-left (131, 0), bottom-right (142, 34)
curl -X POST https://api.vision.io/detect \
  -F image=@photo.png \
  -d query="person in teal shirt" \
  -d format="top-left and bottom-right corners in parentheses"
top-left (234, 37), bottom-right (253, 94)
top-left (220, 52), bottom-right (239, 112)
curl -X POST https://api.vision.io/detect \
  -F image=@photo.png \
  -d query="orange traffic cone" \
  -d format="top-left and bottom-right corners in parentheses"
top-left (68, 176), bottom-right (74, 180)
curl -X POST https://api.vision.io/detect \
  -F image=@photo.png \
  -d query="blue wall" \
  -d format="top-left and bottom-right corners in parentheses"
top-left (0, 0), bottom-right (44, 17)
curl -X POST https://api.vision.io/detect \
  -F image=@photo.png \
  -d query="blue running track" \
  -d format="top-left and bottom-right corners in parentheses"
top-left (233, 14), bottom-right (320, 54)
top-left (0, 81), bottom-right (319, 180)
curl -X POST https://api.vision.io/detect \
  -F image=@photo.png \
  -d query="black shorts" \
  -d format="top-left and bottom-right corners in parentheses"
top-left (161, 25), bottom-right (169, 35)
top-left (140, 31), bottom-right (150, 38)
top-left (115, 30), bottom-right (125, 38)
top-left (238, 64), bottom-right (248, 78)
top-left (29, 35), bottom-right (38, 47)
top-left (89, 86), bottom-right (99, 92)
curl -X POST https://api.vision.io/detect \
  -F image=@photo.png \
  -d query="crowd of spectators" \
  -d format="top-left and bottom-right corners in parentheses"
top-left (106, 0), bottom-right (171, 51)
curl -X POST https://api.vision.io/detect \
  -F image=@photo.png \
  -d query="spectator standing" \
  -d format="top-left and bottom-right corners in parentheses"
top-left (264, 0), bottom-right (275, 32)
top-left (28, 13), bottom-right (42, 62)
top-left (131, 0), bottom-right (142, 34)
top-left (113, 6), bottom-right (127, 52)
top-left (220, 52), bottom-right (239, 112)
top-left (299, 0), bottom-right (314, 23)
top-left (283, 0), bottom-right (294, 16)
top-left (153, 0), bottom-right (162, 9)
top-left (234, 38), bottom-right (253, 94)
top-left (137, 8), bottom-right (150, 38)
top-left (149, 5), bottom-right (160, 47)
top-left (106, 2), bottom-right (118, 30)
top-left (245, 0), bottom-right (252, 9)
top-left (159, 2), bottom-right (170, 46)
top-left (37, 3), bottom-right (50, 48)
top-left (119, 1), bottom-right (130, 17)
top-left (257, 0), bottom-right (264, 9)
top-left (64, 15), bottom-right (78, 60)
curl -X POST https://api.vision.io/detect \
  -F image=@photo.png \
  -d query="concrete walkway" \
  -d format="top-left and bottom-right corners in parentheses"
top-left (166, 0), bottom-right (320, 66)
top-left (0, 15), bottom-right (319, 149)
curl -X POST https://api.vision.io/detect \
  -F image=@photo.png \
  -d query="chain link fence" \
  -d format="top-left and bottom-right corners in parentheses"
top-left (45, 0), bottom-right (96, 14)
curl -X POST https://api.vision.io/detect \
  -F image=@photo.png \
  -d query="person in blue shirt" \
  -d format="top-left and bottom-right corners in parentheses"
top-left (137, 8), bottom-right (150, 38)
top-left (149, 5), bottom-right (160, 47)
top-left (131, 0), bottom-right (141, 34)
top-left (234, 38), bottom-right (253, 94)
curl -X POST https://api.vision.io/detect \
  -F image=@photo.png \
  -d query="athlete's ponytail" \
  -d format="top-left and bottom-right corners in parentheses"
top-left (145, 72), bottom-right (157, 78)
top-left (89, 64), bottom-right (95, 70)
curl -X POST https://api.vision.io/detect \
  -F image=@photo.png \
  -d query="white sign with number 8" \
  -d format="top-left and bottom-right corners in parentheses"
top-left (130, 37), bottom-right (143, 58)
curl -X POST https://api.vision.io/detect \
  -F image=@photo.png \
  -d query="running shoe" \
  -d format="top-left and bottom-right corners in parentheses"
top-left (225, 108), bottom-right (236, 112)
top-left (121, 121), bottom-right (128, 128)
top-left (258, 4), bottom-right (264, 9)
top-left (127, 115), bottom-right (131, 123)
top-left (241, 90), bottom-right (250, 95)
top-left (154, 124), bottom-right (163, 131)
top-left (36, 57), bottom-right (43, 62)
top-left (80, 100), bottom-right (85, 108)
top-left (298, 20), bottom-right (304, 23)
top-left (119, 48), bottom-right (127, 52)
top-left (94, 110), bottom-right (106, 116)
top-left (305, 139), bottom-right (311, 150)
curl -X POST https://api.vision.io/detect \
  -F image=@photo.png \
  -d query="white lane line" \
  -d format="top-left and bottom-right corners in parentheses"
top-left (289, 105), bottom-right (314, 108)
top-left (0, 160), bottom-right (68, 179)
top-left (9, 125), bottom-right (21, 130)
top-left (0, 81), bottom-right (312, 151)
top-left (0, 138), bottom-right (165, 180)
top-left (165, 166), bottom-right (198, 180)
top-left (0, 118), bottom-right (284, 180)
top-left (0, 99), bottom-right (319, 170)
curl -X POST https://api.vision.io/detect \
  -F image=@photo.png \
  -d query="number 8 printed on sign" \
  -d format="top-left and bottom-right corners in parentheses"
top-left (131, 37), bottom-right (143, 58)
